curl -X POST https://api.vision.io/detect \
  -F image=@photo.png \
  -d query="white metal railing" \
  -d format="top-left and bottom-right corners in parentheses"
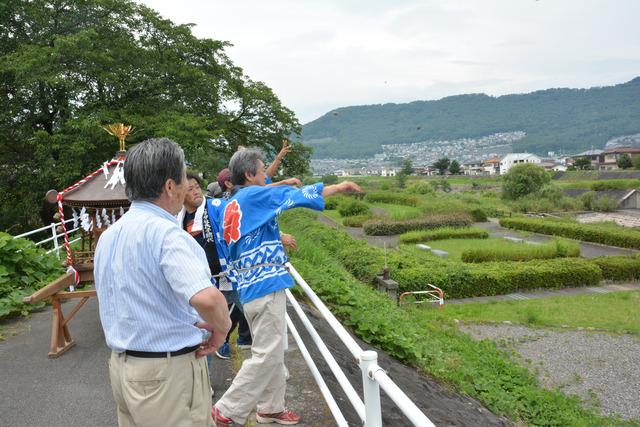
top-left (285, 262), bottom-right (435, 427)
top-left (12, 219), bottom-right (81, 258)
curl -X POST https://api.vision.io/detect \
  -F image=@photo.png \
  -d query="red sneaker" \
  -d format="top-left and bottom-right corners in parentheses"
top-left (256, 408), bottom-right (300, 425)
top-left (212, 406), bottom-right (233, 427)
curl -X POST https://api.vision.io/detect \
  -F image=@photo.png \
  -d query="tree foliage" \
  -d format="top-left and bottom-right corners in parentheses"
top-left (502, 164), bottom-right (550, 200)
top-left (449, 159), bottom-right (461, 174)
top-left (572, 157), bottom-right (593, 170)
top-left (617, 154), bottom-right (633, 169)
top-left (0, 0), bottom-right (304, 232)
top-left (432, 157), bottom-right (450, 175)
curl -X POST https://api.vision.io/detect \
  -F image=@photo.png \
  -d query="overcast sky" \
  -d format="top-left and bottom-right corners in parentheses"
top-left (138, 0), bottom-right (640, 124)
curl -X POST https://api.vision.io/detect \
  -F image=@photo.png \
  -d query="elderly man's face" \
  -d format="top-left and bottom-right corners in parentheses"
top-left (246, 160), bottom-right (267, 186)
top-left (184, 178), bottom-right (204, 212)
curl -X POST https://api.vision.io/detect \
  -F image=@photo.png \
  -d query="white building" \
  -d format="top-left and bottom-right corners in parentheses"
top-left (381, 168), bottom-right (397, 177)
top-left (499, 153), bottom-right (542, 175)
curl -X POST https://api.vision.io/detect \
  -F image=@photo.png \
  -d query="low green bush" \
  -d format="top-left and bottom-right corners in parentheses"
top-left (500, 216), bottom-right (640, 249)
top-left (342, 214), bottom-right (374, 227)
top-left (338, 199), bottom-right (370, 217)
top-left (364, 192), bottom-right (420, 207)
top-left (323, 195), bottom-right (346, 210)
top-left (591, 256), bottom-right (640, 281)
top-left (363, 212), bottom-right (473, 236)
top-left (406, 181), bottom-right (435, 195)
top-left (461, 239), bottom-right (580, 263)
top-left (398, 227), bottom-right (489, 243)
top-left (593, 196), bottom-right (618, 212)
top-left (0, 232), bottom-right (64, 319)
top-left (469, 208), bottom-right (488, 222)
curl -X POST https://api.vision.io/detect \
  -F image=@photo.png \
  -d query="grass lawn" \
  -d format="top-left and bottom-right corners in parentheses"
top-left (322, 209), bottom-right (343, 224)
top-left (370, 202), bottom-right (422, 220)
top-left (409, 291), bottom-right (640, 335)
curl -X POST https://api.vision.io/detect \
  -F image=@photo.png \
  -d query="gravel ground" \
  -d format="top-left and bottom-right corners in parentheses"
top-left (459, 323), bottom-right (640, 420)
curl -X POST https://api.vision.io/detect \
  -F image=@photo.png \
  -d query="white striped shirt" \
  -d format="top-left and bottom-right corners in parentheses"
top-left (94, 201), bottom-right (213, 352)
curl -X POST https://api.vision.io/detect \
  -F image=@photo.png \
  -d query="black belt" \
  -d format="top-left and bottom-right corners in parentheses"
top-left (124, 344), bottom-right (200, 358)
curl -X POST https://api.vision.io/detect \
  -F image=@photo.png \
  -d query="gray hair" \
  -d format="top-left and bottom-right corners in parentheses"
top-left (229, 147), bottom-right (265, 186)
top-left (124, 138), bottom-right (186, 201)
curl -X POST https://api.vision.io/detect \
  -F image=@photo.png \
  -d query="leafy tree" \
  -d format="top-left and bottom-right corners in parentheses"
top-left (400, 158), bottom-right (413, 175)
top-left (449, 160), bottom-right (461, 174)
top-left (396, 171), bottom-right (407, 189)
top-left (617, 154), bottom-right (633, 169)
top-left (321, 174), bottom-right (339, 185)
top-left (502, 164), bottom-right (550, 200)
top-left (432, 157), bottom-right (450, 175)
top-left (572, 157), bottom-right (593, 170)
top-left (0, 0), bottom-right (304, 232)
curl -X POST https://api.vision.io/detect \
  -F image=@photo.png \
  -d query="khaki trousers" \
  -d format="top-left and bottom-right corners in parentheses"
top-left (109, 350), bottom-right (212, 427)
top-left (217, 290), bottom-right (288, 425)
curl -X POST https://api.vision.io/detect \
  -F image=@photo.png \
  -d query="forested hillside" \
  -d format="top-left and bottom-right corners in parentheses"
top-left (302, 78), bottom-right (640, 158)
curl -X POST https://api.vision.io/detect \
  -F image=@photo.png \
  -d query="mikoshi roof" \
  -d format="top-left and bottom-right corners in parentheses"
top-left (59, 153), bottom-right (130, 208)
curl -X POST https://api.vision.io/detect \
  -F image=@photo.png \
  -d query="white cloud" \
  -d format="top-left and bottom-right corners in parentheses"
top-left (137, 0), bottom-right (640, 123)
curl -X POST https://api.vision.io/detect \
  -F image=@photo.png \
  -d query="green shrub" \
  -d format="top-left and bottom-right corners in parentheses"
top-left (593, 196), bottom-right (618, 212)
top-left (338, 199), bottom-right (370, 217)
top-left (324, 195), bottom-right (346, 210)
top-left (591, 256), bottom-right (640, 281)
top-left (469, 208), bottom-right (488, 222)
top-left (0, 232), bottom-right (64, 319)
top-left (406, 181), bottom-right (435, 195)
top-left (343, 214), bottom-right (374, 227)
top-left (363, 212), bottom-right (473, 235)
top-left (364, 192), bottom-right (420, 207)
top-left (461, 239), bottom-right (580, 263)
top-left (399, 227), bottom-right (489, 243)
top-left (500, 216), bottom-right (640, 249)
top-left (579, 191), bottom-right (596, 210)
top-left (502, 164), bottom-right (550, 200)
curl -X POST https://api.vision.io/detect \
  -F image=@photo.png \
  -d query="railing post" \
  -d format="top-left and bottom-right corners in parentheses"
top-left (360, 350), bottom-right (382, 427)
top-left (51, 223), bottom-right (60, 259)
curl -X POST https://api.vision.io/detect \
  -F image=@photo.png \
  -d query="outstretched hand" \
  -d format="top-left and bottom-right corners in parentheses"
top-left (278, 139), bottom-right (291, 159)
top-left (337, 181), bottom-right (363, 194)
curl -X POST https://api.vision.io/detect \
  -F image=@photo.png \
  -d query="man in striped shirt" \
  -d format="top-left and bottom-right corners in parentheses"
top-left (94, 138), bottom-right (231, 427)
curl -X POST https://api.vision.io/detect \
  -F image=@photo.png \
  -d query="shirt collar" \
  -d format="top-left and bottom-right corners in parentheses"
top-left (130, 200), bottom-right (179, 223)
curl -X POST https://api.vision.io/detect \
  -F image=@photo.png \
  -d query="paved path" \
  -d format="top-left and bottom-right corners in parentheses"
top-left (0, 298), bottom-right (332, 427)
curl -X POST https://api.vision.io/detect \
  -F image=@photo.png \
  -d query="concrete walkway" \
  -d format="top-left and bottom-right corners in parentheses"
top-left (0, 298), bottom-right (332, 427)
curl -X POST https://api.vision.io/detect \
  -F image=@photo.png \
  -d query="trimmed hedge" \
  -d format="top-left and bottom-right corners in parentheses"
top-left (363, 212), bottom-right (473, 236)
top-left (461, 239), bottom-right (580, 263)
top-left (282, 211), bottom-right (603, 299)
top-left (398, 227), bottom-right (489, 243)
top-left (592, 256), bottom-right (640, 281)
top-left (364, 192), bottom-right (420, 207)
top-left (500, 216), bottom-right (640, 249)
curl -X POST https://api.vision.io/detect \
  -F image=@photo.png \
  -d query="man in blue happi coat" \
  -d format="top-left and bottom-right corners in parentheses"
top-left (209, 148), bottom-right (362, 426)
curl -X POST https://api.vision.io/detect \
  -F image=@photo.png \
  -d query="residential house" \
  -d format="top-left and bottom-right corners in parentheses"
top-left (598, 147), bottom-right (640, 171)
top-left (483, 156), bottom-right (501, 175)
top-left (499, 153), bottom-right (542, 175)
top-left (569, 149), bottom-right (603, 169)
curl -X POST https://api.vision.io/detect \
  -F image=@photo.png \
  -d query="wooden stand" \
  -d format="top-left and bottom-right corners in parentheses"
top-left (23, 266), bottom-right (95, 358)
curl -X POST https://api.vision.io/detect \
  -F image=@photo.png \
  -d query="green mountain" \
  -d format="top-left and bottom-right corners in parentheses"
top-left (302, 77), bottom-right (640, 158)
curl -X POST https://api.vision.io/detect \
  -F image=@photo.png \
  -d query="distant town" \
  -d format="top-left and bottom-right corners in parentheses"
top-left (310, 131), bottom-right (640, 177)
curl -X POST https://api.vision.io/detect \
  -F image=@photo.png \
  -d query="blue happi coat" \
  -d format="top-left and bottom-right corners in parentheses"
top-left (206, 183), bottom-right (324, 304)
